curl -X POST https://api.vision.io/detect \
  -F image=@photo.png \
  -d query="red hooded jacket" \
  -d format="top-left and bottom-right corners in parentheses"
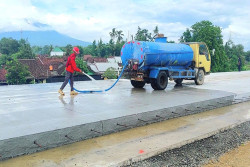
top-left (66, 53), bottom-right (82, 73)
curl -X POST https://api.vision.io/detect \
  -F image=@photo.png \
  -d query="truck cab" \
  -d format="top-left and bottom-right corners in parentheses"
top-left (185, 42), bottom-right (211, 85)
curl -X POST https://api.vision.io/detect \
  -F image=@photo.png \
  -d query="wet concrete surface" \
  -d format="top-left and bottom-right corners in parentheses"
top-left (0, 80), bottom-right (234, 140)
top-left (0, 71), bottom-right (250, 162)
top-left (0, 101), bottom-right (249, 167)
top-left (185, 71), bottom-right (250, 94)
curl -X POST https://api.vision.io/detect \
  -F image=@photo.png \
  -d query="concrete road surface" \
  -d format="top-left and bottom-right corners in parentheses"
top-left (0, 71), bottom-right (250, 166)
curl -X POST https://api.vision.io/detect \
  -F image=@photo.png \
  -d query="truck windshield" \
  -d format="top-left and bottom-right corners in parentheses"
top-left (199, 44), bottom-right (209, 61)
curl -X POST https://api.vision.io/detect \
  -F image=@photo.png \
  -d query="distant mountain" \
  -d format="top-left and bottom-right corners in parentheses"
top-left (0, 30), bottom-right (91, 47)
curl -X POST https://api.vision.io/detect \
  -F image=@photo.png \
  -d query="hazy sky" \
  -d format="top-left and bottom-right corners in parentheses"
top-left (0, 0), bottom-right (249, 50)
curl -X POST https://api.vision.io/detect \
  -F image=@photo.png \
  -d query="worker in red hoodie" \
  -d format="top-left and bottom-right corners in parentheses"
top-left (58, 47), bottom-right (83, 96)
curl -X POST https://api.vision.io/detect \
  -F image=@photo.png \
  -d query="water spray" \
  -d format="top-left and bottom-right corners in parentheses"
top-left (69, 62), bottom-right (128, 93)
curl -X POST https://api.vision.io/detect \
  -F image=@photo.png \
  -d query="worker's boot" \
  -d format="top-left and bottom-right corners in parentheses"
top-left (58, 89), bottom-right (65, 96)
top-left (70, 91), bottom-right (78, 95)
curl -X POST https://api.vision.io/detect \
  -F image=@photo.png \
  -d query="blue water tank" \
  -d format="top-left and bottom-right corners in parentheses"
top-left (121, 41), bottom-right (194, 67)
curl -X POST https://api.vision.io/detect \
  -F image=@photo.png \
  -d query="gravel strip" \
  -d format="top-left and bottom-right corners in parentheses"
top-left (125, 121), bottom-right (250, 167)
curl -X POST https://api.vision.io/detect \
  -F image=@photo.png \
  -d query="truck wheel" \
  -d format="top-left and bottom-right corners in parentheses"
top-left (151, 79), bottom-right (158, 90)
top-left (174, 79), bottom-right (183, 85)
top-left (195, 69), bottom-right (205, 85)
top-left (156, 71), bottom-right (168, 90)
top-left (131, 80), bottom-right (145, 88)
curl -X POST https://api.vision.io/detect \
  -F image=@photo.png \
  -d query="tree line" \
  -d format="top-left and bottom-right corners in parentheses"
top-left (0, 20), bottom-right (249, 84)
top-left (180, 20), bottom-right (249, 72)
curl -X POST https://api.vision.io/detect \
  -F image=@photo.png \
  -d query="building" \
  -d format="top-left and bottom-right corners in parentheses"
top-left (87, 56), bottom-right (122, 75)
top-left (86, 57), bottom-right (108, 64)
top-left (83, 55), bottom-right (92, 61)
top-left (89, 63), bottom-right (119, 74)
top-left (114, 56), bottom-right (122, 64)
top-left (50, 47), bottom-right (64, 57)
top-left (107, 56), bottom-right (122, 63)
top-left (37, 55), bottom-right (66, 76)
top-left (19, 56), bottom-right (67, 83)
top-left (0, 54), bottom-right (109, 84)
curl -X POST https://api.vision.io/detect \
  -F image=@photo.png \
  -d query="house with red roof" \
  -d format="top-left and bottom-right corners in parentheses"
top-left (0, 54), bottom-right (108, 85)
top-left (83, 55), bottom-right (92, 61)
top-left (18, 56), bottom-right (67, 83)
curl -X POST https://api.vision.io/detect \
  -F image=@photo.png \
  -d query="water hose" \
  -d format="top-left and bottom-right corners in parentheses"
top-left (70, 62), bottom-right (128, 93)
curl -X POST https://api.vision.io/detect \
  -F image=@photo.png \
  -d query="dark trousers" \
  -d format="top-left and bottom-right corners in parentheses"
top-left (60, 71), bottom-right (74, 91)
top-left (238, 65), bottom-right (241, 72)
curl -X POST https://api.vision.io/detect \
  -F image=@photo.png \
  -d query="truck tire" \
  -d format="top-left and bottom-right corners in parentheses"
top-left (156, 71), bottom-right (168, 90)
top-left (195, 69), bottom-right (205, 85)
top-left (174, 79), bottom-right (183, 85)
top-left (131, 80), bottom-right (145, 88)
top-left (151, 79), bottom-right (158, 90)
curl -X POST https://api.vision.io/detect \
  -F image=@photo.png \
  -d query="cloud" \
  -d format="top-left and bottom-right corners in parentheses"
top-left (24, 18), bottom-right (50, 29)
top-left (0, 0), bottom-right (250, 50)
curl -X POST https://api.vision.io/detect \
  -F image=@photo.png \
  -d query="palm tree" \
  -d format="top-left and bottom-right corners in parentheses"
top-left (109, 28), bottom-right (117, 41)
top-left (153, 26), bottom-right (159, 35)
top-left (116, 30), bottom-right (124, 43)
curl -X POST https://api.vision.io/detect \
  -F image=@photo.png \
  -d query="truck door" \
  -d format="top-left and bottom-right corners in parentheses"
top-left (198, 44), bottom-right (211, 73)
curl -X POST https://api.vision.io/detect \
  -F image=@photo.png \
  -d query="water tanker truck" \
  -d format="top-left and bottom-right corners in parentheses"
top-left (121, 35), bottom-right (211, 90)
